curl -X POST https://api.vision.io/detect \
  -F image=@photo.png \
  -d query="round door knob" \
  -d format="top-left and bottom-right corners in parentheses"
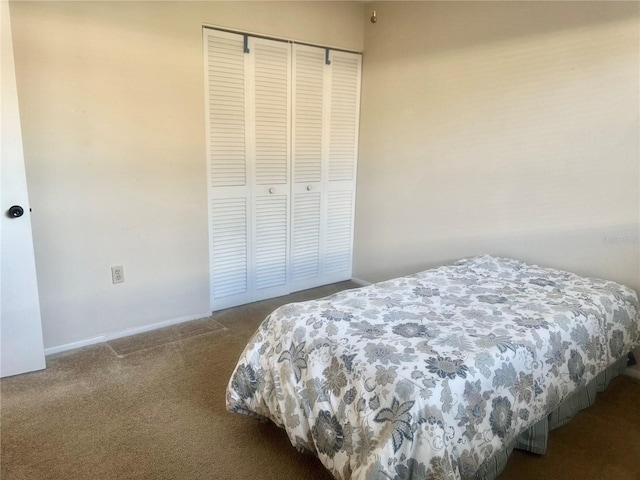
top-left (8, 205), bottom-right (24, 218)
top-left (306, 185), bottom-right (313, 191)
top-left (268, 187), bottom-right (275, 194)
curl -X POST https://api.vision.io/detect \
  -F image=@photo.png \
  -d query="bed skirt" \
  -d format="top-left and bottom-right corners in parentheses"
top-left (473, 355), bottom-right (630, 480)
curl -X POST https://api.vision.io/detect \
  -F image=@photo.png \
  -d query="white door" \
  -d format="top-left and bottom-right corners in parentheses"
top-left (323, 50), bottom-right (361, 284)
top-left (249, 37), bottom-right (291, 302)
top-left (290, 47), bottom-right (361, 290)
top-left (1, 1), bottom-right (46, 377)
top-left (205, 30), bottom-right (291, 310)
top-left (205, 29), bottom-right (253, 310)
top-left (290, 44), bottom-right (326, 292)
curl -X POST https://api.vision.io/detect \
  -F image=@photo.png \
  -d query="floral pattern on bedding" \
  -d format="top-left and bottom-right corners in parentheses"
top-left (226, 256), bottom-right (640, 480)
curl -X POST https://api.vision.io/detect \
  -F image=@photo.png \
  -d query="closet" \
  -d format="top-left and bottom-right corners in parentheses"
top-left (204, 28), bottom-right (361, 311)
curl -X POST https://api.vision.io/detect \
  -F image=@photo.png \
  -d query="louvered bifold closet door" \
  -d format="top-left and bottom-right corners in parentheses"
top-left (249, 37), bottom-right (292, 301)
top-left (206, 29), bottom-right (359, 310)
top-left (324, 50), bottom-right (361, 284)
top-left (289, 44), bottom-right (326, 292)
top-left (205, 29), bottom-right (252, 310)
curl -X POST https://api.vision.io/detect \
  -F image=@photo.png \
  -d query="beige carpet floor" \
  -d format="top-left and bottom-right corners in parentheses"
top-left (1, 281), bottom-right (639, 480)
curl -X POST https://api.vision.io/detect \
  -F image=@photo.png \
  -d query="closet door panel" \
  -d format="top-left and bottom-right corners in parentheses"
top-left (292, 45), bottom-right (324, 184)
top-left (205, 29), bottom-right (252, 309)
top-left (324, 190), bottom-right (354, 280)
top-left (206, 33), bottom-right (247, 187)
top-left (210, 198), bottom-right (249, 300)
top-left (327, 51), bottom-right (361, 185)
top-left (254, 194), bottom-right (288, 292)
top-left (324, 51), bottom-right (361, 282)
top-left (253, 40), bottom-right (290, 187)
top-left (249, 37), bottom-right (291, 300)
top-left (291, 190), bottom-right (321, 285)
top-left (290, 44), bottom-right (326, 290)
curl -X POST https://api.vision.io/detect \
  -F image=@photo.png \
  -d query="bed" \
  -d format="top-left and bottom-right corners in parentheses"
top-left (226, 255), bottom-right (640, 480)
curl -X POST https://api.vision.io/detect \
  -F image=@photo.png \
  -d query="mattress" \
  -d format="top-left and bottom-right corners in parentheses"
top-left (226, 255), bottom-right (640, 479)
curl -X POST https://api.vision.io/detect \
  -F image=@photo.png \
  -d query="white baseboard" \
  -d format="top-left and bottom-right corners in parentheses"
top-left (44, 311), bottom-right (212, 356)
top-left (351, 277), bottom-right (372, 287)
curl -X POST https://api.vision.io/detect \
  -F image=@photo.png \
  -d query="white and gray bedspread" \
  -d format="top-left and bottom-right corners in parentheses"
top-left (226, 255), bottom-right (640, 480)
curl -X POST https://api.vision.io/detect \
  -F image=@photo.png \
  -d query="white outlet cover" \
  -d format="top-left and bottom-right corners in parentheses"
top-left (111, 265), bottom-right (124, 284)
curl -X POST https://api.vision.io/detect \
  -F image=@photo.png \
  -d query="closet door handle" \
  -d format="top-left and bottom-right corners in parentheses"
top-left (306, 185), bottom-right (313, 191)
top-left (268, 187), bottom-right (275, 194)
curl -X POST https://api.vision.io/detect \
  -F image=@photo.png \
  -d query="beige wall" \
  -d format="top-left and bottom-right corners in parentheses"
top-left (9, 1), bottom-right (365, 350)
top-left (355, 2), bottom-right (640, 294)
top-left (10, 0), bottom-right (640, 351)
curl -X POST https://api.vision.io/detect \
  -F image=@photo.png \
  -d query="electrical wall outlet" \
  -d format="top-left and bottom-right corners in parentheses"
top-left (111, 265), bottom-right (124, 284)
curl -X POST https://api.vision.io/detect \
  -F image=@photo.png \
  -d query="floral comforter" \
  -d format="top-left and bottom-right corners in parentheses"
top-left (226, 256), bottom-right (640, 480)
